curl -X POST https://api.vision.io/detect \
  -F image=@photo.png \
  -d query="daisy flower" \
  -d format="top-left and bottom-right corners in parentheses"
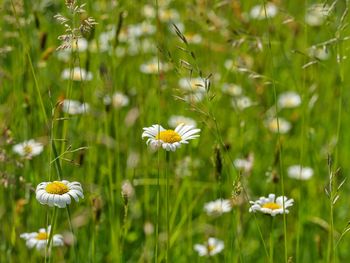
top-left (234, 154), bottom-right (254, 174)
top-left (20, 226), bottom-right (64, 251)
top-left (194, 237), bottom-right (224, 256)
top-left (250, 3), bottom-right (278, 20)
top-left (249, 193), bottom-right (294, 216)
top-left (140, 59), bottom-right (170, 74)
top-left (62, 99), bottom-right (89, 115)
top-left (61, 67), bottom-right (93, 81)
top-left (287, 165), bottom-right (314, 180)
top-left (204, 199), bottom-right (232, 216)
top-left (305, 4), bottom-right (330, 27)
top-left (13, 139), bottom-right (44, 159)
top-left (168, 115), bottom-right (197, 129)
top-left (36, 180), bottom-right (84, 208)
top-left (221, 83), bottom-right (242, 97)
top-left (265, 117), bottom-right (291, 134)
top-left (142, 123), bottom-right (200, 151)
top-left (278, 91), bottom-right (301, 109)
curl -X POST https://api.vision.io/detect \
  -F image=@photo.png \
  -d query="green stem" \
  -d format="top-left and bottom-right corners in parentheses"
top-left (165, 151), bottom-right (170, 262)
top-left (269, 217), bottom-right (275, 263)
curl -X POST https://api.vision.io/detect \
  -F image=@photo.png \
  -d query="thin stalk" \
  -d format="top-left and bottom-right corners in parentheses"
top-left (262, 1), bottom-right (288, 262)
top-left (269, 217), bottom-right (275, 263)
top-left (165, 151), bottom-right (170, 262)
top-left (45, 207), bottom-right (58, 263)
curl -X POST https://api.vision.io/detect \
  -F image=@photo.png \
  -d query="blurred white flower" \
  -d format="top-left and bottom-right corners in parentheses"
top-left (232, 96), bottom-right (254, 110)
top-left (234, 154), bottom-right (254, 174)
top-left (183, 33), bottom-right (202, 44)
top-left (111, 92), bottom-right (130, 109)
top-left (13, 139), bottom-right (44, 159)
top-left (121, 180), bottom-right (135, 199)
top-left (140, 59), bottom-right (170, 74)
top-left (287, 165), bottom-right (314, 180)
top-left (249, 193), bottom-right (294, 216)
top-left (221, 83), bottom-right (242, 97)
top-left (20, 226), bottom-right (64, 251)
top-left (194, 237), bottom-right (224, 256)
top-left (266, 117), bottom-right (291, 134)
top-left (178, 77), bottom-right (208, 93)
top-left (308, 46), bottom-right (330, 60)
top-left (305, 4), bottom-right (330, 27)
top-left (61, 67), bottom-right (93, 81)
top-left (204, 199), bottom-right (232, 216)
top-left (159, 9), bottom-right (180, 22)
top-left (62, 99), bottom-right (89, 115)
top-left (250, 3), bottom-right (278, 20)
top-left (278, 91), bottom-right (301, 109)
top-left (168, 115), bottom-right (197, 129)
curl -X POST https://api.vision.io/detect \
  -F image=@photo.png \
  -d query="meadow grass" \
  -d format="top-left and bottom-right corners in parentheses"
top-left (1, 0), bottom-right (350, 262)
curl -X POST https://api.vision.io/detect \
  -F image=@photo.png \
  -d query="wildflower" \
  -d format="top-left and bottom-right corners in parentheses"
top-left (168, 115), bottom-right (197, 129)
top-left (183, 33), bottom-right (202, 44)
top-left (249, 193), bottom-right (294, 216)
top-left (250, 3), bottom-right (278, 20)
top-left (142, 123), bottom-right (200, 151)
top-left (20, 226), bottom-right (64, 251)
top-left (287, 165), bottom-right (314, 180)
top-left (57, 38), bottom-right (89, 61)
top-left (62, 99), bottom-right (89, 115)
top-left (266, 117), bottom-right (291, 134)
top-left (278, 91), bottom-right (301, 109)
top-left (159, 9), bottom-right (180, 22)
top-left (121, 180), bottom-right (135, 200)
top-left (140, 59), bottom-right (170, 74)
top-left (61, 67), bottom-right (93, 81)
top-left (143, 221), bottom-right (154, 235)
top-left (305, 4), bottom-right (330, 27)
top-left (36, 180), bottom-right (84, 208)
top-left (308, 46), bottom-right (330, 60)
top-left (232, 96), bottom-right (254, 110)
top-left (234, 154), bottom-right (254, 174)
top-left (13, 139), bottom-right (44, 159)
top-left (178, 77), bottom-right (207, 93)
top-left (221, 83), bottom-right (242, 97)
top-left (112, 92), bottom-right (129, 109)
top-left (204, 199), bottom-right (232, 216)
top-left (194, 237), bottom-right (224, 256)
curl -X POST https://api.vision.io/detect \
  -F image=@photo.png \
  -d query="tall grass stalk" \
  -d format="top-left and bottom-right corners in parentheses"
top-left (262, 1), bottom-right (288, 262)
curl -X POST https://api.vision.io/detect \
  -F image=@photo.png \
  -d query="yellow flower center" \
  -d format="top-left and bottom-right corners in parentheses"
top-left (23, 145), bottom-right (33, 155)
top-left (36, 232), bottom-right (48, 240)
top-left (262, 202), bottom-right (281, 210)
top-left (207, 244), bottom-right (215, 253)
top-left (156, 130), bottom-right (182, 143)
top-left (45, 181), bottom-right (69, 195)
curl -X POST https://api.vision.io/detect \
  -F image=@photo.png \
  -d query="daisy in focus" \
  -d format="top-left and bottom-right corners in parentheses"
top-left (36, 180), bottom-right (84, 208)
top-left (142, 123), bottom-right (200, 151)
top-left (20, 226), bottom-right (64, 251)
top-left (13, 139), bottom-right (44, 159)
top-left (204, 199), bottom-right (232, 216)
top-left (194, 237), bottom-right (224, 256)
top-left (249, 193), bottom-right (294, 216)
top-left (287, 165), bottom-right (314, 180)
